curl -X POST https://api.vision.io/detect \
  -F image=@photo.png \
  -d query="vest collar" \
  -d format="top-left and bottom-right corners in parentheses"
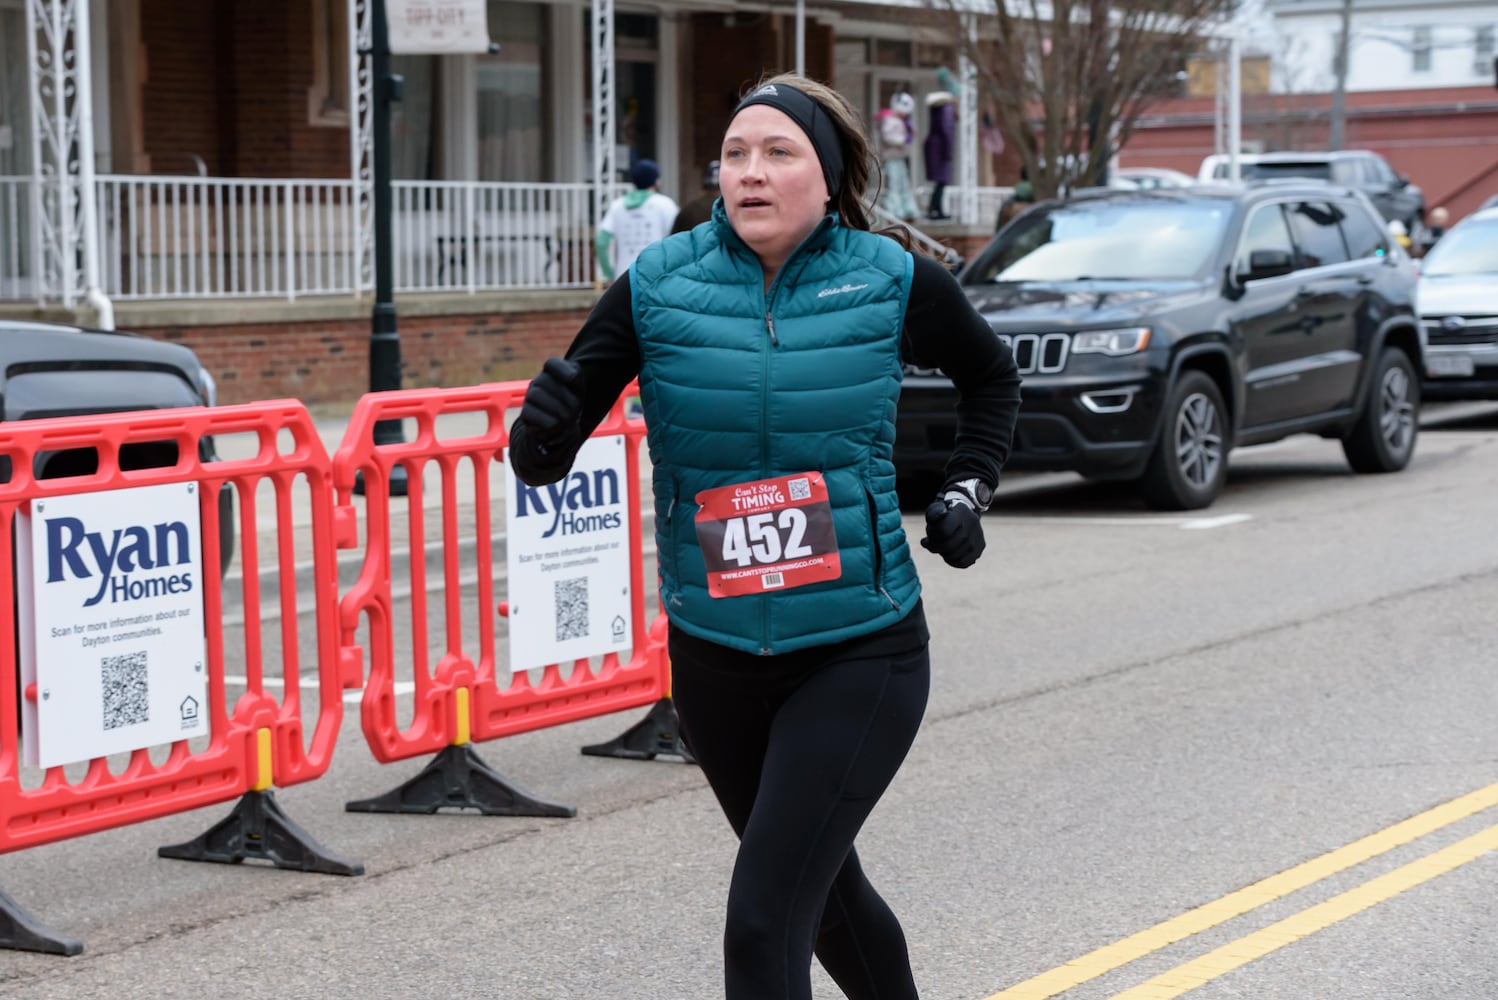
top-left (710, 202), bottom-right (842, 275)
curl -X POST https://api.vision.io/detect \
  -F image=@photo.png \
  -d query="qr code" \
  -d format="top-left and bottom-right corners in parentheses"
top-left (555, 577), bottom-right (589, 642)
top-left (788, 477), bottom-right (812, 501)
top-left (101, 650), bottom-right (149, 730)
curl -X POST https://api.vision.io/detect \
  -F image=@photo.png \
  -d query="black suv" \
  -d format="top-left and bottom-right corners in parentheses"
top-left (895, 185), bottom-right (1424, 509)
top-left (0, 320), bottom-right (233, 569)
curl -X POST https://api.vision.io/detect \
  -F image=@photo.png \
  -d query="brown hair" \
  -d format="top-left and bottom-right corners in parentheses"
top-left (740, 72), bottom-right (923, 254)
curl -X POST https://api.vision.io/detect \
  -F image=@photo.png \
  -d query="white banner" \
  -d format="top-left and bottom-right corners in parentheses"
top-left (16, 483), bottom-right (209, 769)
top-left (387, 0), bottom-right (491, 54)
top-left (504, 436), bottom-right (633, 674)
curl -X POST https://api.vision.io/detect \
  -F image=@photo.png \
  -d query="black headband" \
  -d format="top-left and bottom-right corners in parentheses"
top-left (732, 82), bottom-right (846, 200)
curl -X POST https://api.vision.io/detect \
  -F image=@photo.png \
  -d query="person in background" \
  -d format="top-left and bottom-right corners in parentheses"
top-left (922, 67), bottom-right (960, 220)
top-left (670, 159), bottom-right (720, 235)
top-left (876, 92), bottom-right (919, 222)
top-left (594, 159), bottom-right (679, 283)
top-left (1418, 205), bottom-right (1450, 256)
top-left (1387, 218), bottom-right (1413, 252)
top-left (510, 72), bottom-right (1021, 1000)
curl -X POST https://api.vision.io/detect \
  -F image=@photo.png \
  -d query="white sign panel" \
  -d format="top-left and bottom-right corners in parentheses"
top-left (16, 483), bottom-right (209, 769)
top-left (505, 435), bottom-right (633, 673)
top-left (387, 0), bottom-right (491, 54)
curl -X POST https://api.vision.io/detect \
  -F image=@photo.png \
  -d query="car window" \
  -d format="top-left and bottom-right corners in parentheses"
top-left (1242, 161), bottom-right (1332, 182)
top-left (1234, 203), bottom-right (1294, 276)
top-left (1366, 156), bottom-right (1397, 186)
top-left (1285, 201), bottom-right (1350, 269)
top-left (1334, 201), bottom-right (1390, 259)
top-left (965, 197), bottom-right (1231, 283)
top-left (1330, 160), bottom-right (1361, 185)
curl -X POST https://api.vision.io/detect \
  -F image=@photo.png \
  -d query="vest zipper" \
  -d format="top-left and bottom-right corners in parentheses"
top-left (765, 313), bottom-right (778, 346)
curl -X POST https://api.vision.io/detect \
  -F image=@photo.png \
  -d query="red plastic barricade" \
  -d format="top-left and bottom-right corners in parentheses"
top-left (0, 402), bottom-right (360, 952)
top-left (332, 382), bottom-right (670, 814)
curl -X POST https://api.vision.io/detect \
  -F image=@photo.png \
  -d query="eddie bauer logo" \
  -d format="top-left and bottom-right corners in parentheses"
top-left (817, 283), bottom-right (869, 298)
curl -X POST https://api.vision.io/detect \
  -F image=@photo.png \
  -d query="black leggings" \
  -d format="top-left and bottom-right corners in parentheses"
top-left (670, 627), bottom-right (930, 1000)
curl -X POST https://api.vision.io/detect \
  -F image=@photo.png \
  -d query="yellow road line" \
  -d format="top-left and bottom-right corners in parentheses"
top-left (1109, 822), bottom-right (1498, 999)
top-left (986, 781), bottom-right (1498, 1000)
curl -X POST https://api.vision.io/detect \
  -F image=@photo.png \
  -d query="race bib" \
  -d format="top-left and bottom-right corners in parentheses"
top-left (694, 473), bottom-right (842, 598)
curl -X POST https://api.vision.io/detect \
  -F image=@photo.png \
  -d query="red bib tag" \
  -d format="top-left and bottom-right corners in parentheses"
top-left (694, 473), bottom-right (842, 598)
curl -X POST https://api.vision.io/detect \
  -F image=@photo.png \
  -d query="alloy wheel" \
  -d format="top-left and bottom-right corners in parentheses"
top-left (1378, 365), bottom-right (1416, 455)
top-left (1174, 392), bottom-right (1223, 490)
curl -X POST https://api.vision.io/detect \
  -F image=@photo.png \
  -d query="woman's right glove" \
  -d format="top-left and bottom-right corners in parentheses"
top-left (519, 357), bottom-right (584, 454)
top-left (920, 498), bottom-right (985, 569)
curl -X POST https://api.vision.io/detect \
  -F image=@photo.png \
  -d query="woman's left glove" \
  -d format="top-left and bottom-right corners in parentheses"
top-left (920, 498), bottom-right (985, 568)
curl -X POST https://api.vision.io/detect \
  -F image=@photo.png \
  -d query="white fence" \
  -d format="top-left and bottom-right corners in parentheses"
top-left (0, 177), bottom-right (36, 300)
top-left (2, 175), bottom-right (1000, 304)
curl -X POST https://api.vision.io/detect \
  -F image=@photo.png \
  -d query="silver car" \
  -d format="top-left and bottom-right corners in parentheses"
top-left (1417, 206), bottom-right (1498, 400)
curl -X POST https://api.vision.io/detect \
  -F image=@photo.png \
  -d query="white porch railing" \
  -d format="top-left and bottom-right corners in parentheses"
top-left (0, 176), bottom-right (37, 301)
top-left (2, 175), bottom-right (1012, 305)
top-left (85, 176), bottom-right (614, 301)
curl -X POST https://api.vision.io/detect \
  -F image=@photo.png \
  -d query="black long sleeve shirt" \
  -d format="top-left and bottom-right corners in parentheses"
top-left (510, 252), bottom-right (1021, 491)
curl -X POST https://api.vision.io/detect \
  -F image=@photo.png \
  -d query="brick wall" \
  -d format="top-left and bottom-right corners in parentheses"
top-left (139, 308), bottom-right (589, 407)
top-left (139, 0), bottom-right (349, 180)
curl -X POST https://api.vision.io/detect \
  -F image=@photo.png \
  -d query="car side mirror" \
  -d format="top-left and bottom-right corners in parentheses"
top-left (1243, 248), bottom-right (1295, 281)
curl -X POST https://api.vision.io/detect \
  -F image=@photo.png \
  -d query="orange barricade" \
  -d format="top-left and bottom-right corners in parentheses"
top-left (332, 382), bottom-right (670, 815)
top-left (0, 402), bottom-right (361, 954)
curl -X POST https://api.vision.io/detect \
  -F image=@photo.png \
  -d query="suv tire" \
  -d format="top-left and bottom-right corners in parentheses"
top-left (1138, 370), bottom-right (1228, 510)
top-left (1342, 346), bottom-right (1419, 473)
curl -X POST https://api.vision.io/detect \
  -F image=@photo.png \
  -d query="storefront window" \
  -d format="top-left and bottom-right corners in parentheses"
top-left (478, 0), bottom-right (544, 181)
top-left (390, 55), bottom-right (437, 179)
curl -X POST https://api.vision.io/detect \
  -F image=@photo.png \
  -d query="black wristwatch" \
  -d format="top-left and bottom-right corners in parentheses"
top-left (943, 478), bottom-right (993, 512)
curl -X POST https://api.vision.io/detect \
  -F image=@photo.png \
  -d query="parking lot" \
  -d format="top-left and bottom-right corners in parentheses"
top-left (0, 401), bottom-right (1492, 999)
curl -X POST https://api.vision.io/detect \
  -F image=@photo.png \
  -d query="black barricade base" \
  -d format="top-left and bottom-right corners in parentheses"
top-left (158, 790), bottom-right (365, 876)
top-left (581, 697), bottom-right (697, 764)
top-left (0, 888), bottom-right (83, 956)
top-left (345, 743), bottom-right (577, 817)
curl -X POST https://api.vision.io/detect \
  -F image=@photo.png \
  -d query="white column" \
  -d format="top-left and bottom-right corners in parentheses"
top-left (1227, 31), bottom-right (1242, 183)
top-left (657, 14), bottom-right (680, 200)
top-left (958, 14), bottom-right (978, 226)
top-left (550, 5), bottom-right (586, 183)
top-left (590, 0), bottom-right (615, 231)
top-left (440, 55), bottom-right (476, 180)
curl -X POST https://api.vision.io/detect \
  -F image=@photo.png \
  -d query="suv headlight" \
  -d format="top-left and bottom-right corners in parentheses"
top-left (1072, 327), bottom-right (1151, 356)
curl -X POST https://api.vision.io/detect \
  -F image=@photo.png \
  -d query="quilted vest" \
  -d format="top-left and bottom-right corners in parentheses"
top-left (629, 208), bottom-right (918, 655)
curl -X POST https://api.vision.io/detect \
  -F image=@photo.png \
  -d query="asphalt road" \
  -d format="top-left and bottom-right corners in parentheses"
top-left (1, 401), bottom-right (1496, 1000)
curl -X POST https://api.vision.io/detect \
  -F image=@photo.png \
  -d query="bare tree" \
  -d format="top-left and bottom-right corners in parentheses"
top-left (930, 0), bottom-right (1235, 199)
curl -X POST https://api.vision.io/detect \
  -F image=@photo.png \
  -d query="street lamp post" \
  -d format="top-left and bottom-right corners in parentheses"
top-left (365, 0), bottom-right (408, 496)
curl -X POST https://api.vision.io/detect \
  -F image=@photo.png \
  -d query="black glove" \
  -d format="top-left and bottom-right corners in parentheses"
top-left (921, 498), bottom-right (985, 569)
top-left (520, 357), bottom-right (584, 452)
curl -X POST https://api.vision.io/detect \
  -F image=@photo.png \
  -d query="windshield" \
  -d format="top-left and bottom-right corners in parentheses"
top-left (1214, 161), bottom-right (1333, 182)
top-left (967, 197), bottom-right (1230, 283)
top-left (1422, 219), bottom-right (1498, 277)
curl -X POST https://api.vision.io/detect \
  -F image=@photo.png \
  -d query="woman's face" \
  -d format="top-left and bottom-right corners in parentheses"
top-left (720, 105), bottom-right (831, 274)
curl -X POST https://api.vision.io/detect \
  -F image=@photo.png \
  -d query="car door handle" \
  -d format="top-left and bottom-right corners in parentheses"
top-left (1294, 287), bottom-right (1318, 301)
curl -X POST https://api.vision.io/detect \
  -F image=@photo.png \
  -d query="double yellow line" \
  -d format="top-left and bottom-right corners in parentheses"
top-left (987, 781), bottom-right (1498, 1000)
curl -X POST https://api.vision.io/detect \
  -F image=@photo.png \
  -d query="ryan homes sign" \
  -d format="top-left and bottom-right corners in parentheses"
top-left (16, 483), bottom-right (209, 769)
top-left (504, 435), bottom-right (632, 674)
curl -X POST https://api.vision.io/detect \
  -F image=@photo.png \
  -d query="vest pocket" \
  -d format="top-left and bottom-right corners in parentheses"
top-left (662, 480), bottom-right (683, 605)
top-left (864, 484), bottom-right (900, 612)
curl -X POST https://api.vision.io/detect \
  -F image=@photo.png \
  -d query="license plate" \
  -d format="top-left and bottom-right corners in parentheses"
top-left (1428, 355), bottom-right (1475, 378)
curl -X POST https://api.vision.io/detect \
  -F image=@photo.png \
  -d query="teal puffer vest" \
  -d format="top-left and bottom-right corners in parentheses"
top-left (630, 208), bottom-right (918, 655)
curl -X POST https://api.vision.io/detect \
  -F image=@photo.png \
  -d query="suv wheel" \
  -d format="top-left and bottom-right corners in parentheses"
top-left (1342, 347), bottom-right (1418, 473)
top-left (1138, 371), bottom-right (1228, 511)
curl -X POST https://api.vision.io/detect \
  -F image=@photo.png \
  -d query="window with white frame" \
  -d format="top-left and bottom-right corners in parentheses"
top-left (1411, 26), bottom-right (1432, 73)
top-left (1477, 26), bottom-right (1495, 77)
top-left (478, 0), bottom-right (545, 181)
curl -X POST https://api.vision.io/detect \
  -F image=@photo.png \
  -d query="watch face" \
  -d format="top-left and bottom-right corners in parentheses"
top-left (974, 482), bottom-right (993, 507)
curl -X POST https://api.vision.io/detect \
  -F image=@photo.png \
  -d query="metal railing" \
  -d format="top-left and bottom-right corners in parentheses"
top-left (0, 176), bottom-right (37, 301)
top-left (1, 175), bottom-right (1012, 304)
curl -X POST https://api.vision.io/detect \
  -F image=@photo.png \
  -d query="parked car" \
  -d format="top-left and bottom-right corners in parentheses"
top-left (1110, 167), bottom-right (1197, 191)
top-left (1416, 205), bottom-right (1498, 400)
top-left (895, 185), bottom-right (1424, 510)
top-left (1197, 150), bottom-right (1425, 235)
top-left (0, 320), bottom-right (233, 572)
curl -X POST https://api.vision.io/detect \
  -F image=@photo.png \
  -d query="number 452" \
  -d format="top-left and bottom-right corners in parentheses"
top-left (721, 509), bottom-right (814, 567)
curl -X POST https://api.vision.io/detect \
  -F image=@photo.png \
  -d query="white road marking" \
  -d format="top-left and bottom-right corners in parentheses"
top-left (222, 675), bottom-right (416, 705)
top-left (993, 512), bottom-right (1253, 530)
